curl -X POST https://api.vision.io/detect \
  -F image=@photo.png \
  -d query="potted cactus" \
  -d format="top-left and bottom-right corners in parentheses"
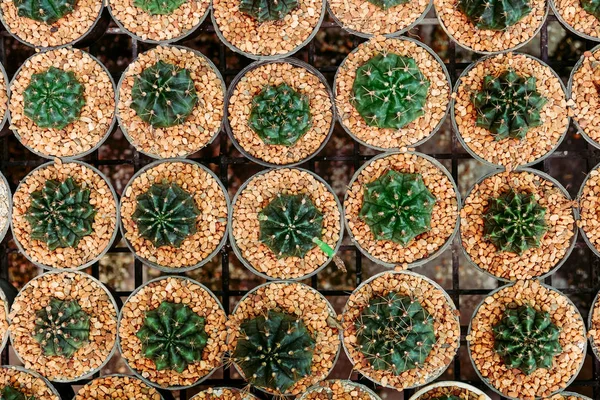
top-left (569, 46), bottom-right (600, 150)
top-left (408, 381), bottom-right (491, 400)
top-left (119, 159), bottom-right (229, 271)
top-left (452, 53), bottom-right (569, 168)
top-left (0, 366), bottom-right (60, 399)
top-left (467, 280), bottom-right (587, 399)
top-left (589, 290), bottom-right (600, 362)
top-left (8, 47), bottom-right (117, 159)
top-left (226, 58), bottom-right (335, 167)
top-left (552, 0), bottom-right (600, 41)
top-left (116, 45), bottom-right (225, 159)
top-left (227, 281), bottom-right (340, 396)
top-left (460, 169), bottom-right (576, 281)
top-left (9, 271), bottom-right (119, 382)
top-left (0, 171), bottom-right (10, 243)
top-left (74, 374), bottom-right (165, 400)
top-left (11, 159), bottom-right (119, 270)
top-left (191, 388), bottom-right (259, 400)
top-left (118, 276), bottom-right (227, 389)
top-left (299, 380), bottom-right (382, 400)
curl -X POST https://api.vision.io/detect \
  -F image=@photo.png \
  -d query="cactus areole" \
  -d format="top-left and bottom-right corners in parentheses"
top-left (239, 0), bottom-right (299, 22)
top-left (1, 386), bottom-right (36, 400)
top-left (14, 0), bottom-right (77, 23)
top-left (457, 0), bottom-right (532, 30)
top-left (134, 0), bottom-right (186, 14)
top-left (582, 0), bottom-right (600, 22)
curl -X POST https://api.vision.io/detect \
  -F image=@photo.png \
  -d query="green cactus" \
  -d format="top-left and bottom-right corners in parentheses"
top-left (355, 292), bottom-right (436, 374)
top-left (33, 298), bottom-right (90, 358)
top-left (582, 0), bottom-right (600, 20)
top-left (482, 189), bottom-right (547, 255)
top-left (457, 0), bottom-right (532, 30)
top-left (136, 301), bottom-right (209, 373)
top-left (248, 84), bottom-right (312, 146)
top-left (232, 310), bottom-right (316, 393)
top-left (472, 69), bottom-right (547, 141)
top-left (134, 0), bottom-right (185, 14)
top-left (366, 0), bottom-right (408, 9)
top-left (130, 60), bottom-right (198, 128)
top-left (132, 182), bottom-right (200, 248)
top-left (25, 177), bottom-right (96, 251)
top-left (0, 387), bottom-right (36, 400)
top-left (352, 53), bottom-right (429, 129)
top-left (493, 305), bottom-right (562, 375)
top-left (14, 0), bottom-right (76, 23)
top-left (359, 170), bottom-right (436, 245)
top-left (23, 66), bottom-right (85, 130)
top-left (239, 0), bottom-right (298, 22)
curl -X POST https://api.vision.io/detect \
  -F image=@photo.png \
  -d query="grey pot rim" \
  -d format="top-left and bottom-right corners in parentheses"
top-left (451, 52), bottom-right (570, 169)
top-left (7, 48), bottom-right (118, 160)
top-left (550, 0), bottom-right (600, 42)
top-left (332, 35), bottom-right (452, 152)
top-left (118, 157), bottom-right (230, 272)
top-left (9, 159), bottom-right (120, 272)
top-left (115, 45), bottom-right (226, 160)
top-left (458, 167), bottom-right (579, 283)
top-left (557, 392), bottom-right (594, 400)
top-left (117, 275), bottom-right (227, 391)
top-left (342, 150), bottom-right (461, 269)
top-left (0, 170), bottom-right (12, 243)
top-left (0, 61), bottom-right (9, 133)
top-left (339, 270), bottom-right (461, 391)
top-left (299, 379), bottom-right (382, 400)
top-left (71, 373), bottom-right (166, 400)
top-left (9, 270), bottom-right (120, 383)
top-left (575, 160), bottom-right (600, 259)
top-left (228, 167), bottom-right (344, 281)
top-left (190, 387), bottom-right (260, 400)
top-left (407, 381), bottom-right (492, 400)
top-left (224, 57), bottom-right (336, 168)
top-left (0, 365), bottom-right (61, 398)
top-left (227, 280), bottom-right (341, 397)
top-left (466, 282), bottom-right (588, 400)
top-left (588, 290), bottom-right (600, 363)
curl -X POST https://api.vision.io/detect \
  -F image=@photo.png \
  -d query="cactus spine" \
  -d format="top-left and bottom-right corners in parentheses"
top-left (239, 0), bottom-right (298, 22)
top-left (457, 0), bottom-right (532, 30)
top-left (134, 0), bottom-right (186, 14)
top-left (14, 0), bottom-right (76, 23)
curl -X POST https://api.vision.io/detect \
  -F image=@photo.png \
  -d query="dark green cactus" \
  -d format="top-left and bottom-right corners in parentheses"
top-left (482, 189), bottom-right (547, 254)
top-left (239, 0), bottom-right (298, 22)
top-left (582, 0), bottom-right (600, 20)
top-left (136, 301), bottom-right (209, 373)
top-left (232, 310), bottom-right (316, 393)
top-left (25, 177), bottom-right (96, 251)
top-left (493, 305), bottom-right (562, 375)
top-left (359, 170), bottom-right (436, 245)
top-left (248, 84), bottom-right (312, 146)
top-left (457, 0), bottom-right (532, 30)
top-left (132, 182), bottom-right (200, 248)
top-left (472, 69), bottom-right (547, 141)
top-left (355, 292), bottom-right (436, 374)
top-left (0, 387), bottom-right (35, 400)
top-left (352, 53), bottom-right (429, 129)
top-left (14, 0), bottom-right (76, 23)
top-left (366, 0), bottom-right (408, 9)
top-left (33, 298), bottom-right (90, 358)
top-left (133, 0), bottom-right (186, 14)
top-left (23, 66), bottom-right (85, 130)
top-left (130, 60), bottom-right (198, 128)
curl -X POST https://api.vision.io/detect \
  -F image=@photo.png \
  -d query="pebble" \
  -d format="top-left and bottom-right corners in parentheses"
top-left (74, 375), bottom-right (162, 400)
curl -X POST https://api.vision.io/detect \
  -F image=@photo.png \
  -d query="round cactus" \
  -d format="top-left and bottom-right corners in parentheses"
top-left (472, 69), bottom-right (547, 141)
top-left (136, 301), bottom-right (209, 373)
top-left (359, 170), bottom-right (436, 245)
top-left (457, 0), bottom-right (532, 30)
top-left (366, 0), bottom-right (409, 9)
top-left (482, 189), bottom-right (547, 254)
top-left (248, 83), bottom-right (312, 146)
top-left (14, 0), bottom-right (76, 23)
top-left (1, 387), bottom-right (35, 400)
top-left (25, 177), bottom-right (97, 251)
top-left (355, 292), bottom-right (436, 374)
top-left (132, 182), bottom-right (200, 248)
top-left (352, 53), bottom-right (429, 129)
top-left (33, 298), bottom-right (91, 359)
top-left (232, 310), bottom-right (316, 393)
top-left (23, 66), bottom-right (85, 130)
top-left (493, 305), bottom-right (562, 375)
top-left (130, 60), bottom-right (198, 128)
top-left (239, 0), bottom-right (298, 22)
top-left (134, 0), bottom-right (186, 14)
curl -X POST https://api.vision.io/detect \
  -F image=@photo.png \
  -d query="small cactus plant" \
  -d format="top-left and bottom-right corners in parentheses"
top-left (366, 0), bottom-right (408, 9)
top-left (355, 292), bottom-right (436, 374)
top-left (1, 387), bottom-right (35, 400)
top-left (33, 298), bottom-right (90, 358)
top-left (26, 177), bottom-right (96, 251)
top-left (472, 69), bottom-right (547, 141)
top-left (136, 301), bottom-right (209, 373)
top-left (130, 60), bottom-right (198, 128)
top-left (134, 0), bottom-right (185, 14)
top-left (359, 170), bottom-right (436, 245)
top-left (14, 0), bottom-right (76, 23)
top-left (457, 0), bottom-right (532, 30)
top-left (482, 189), bottom-right (547, 254)
top-left (493, 305), bottom-right (562, 375)
top-left (132, 182), bottom-right (200, 248)
top-left (23, 66), bottom-right (85, 130)
top-left (581, 0), bottom-right (600, 21)
top-left (239, 0), bottom-right (298, 22)
top-left (352, 53), bottom-right (429, 129)
top-left (232, 310), bottom-right (316, 393)
top-left (248, 83), bottom-right (312, 146)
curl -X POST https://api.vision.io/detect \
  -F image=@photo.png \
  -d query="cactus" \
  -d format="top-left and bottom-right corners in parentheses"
top-left (132, 182), bottom-right (200, 248)
top-left (23, 66), bottom-right (85, 130)
top-left (248, 83), bottom-right (312, 146)
top-left (14, 0), bottom-right (76, 23)
top-left (134, 0), bottom-right (186, 14)
top-left (472, 69), bottom-right (547, 141)
top-left (130, 60), bottom-right (198, 128)
top-left (32, 298), bottom-right (90, 358)
top-left (457, 0), bottom-right (532, 30)
top-left (493, 305), bottom-right (562, 375)
top-left (352, 53), bottom-right (429, 129)
top-left (232, 310), bottom-right (316, 393)
top-left (1, 387), bottom-right (35, 400)
top-left (581, 0), bottom-right (600, 21)
top-left (366, 0), bottom-right (409, 10)
top-left (136, 301), bottom-right (208, 373)
top-left (359, 170), bottom-right (436, 246)
top-left (239, 0), bottom-right (298, 22)
top-left (482, 189), bottom-right (547, 255)
top-left (355, 292), bottom-right (436, 374)
top-left (25, 177), bottom-right (96, 251)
